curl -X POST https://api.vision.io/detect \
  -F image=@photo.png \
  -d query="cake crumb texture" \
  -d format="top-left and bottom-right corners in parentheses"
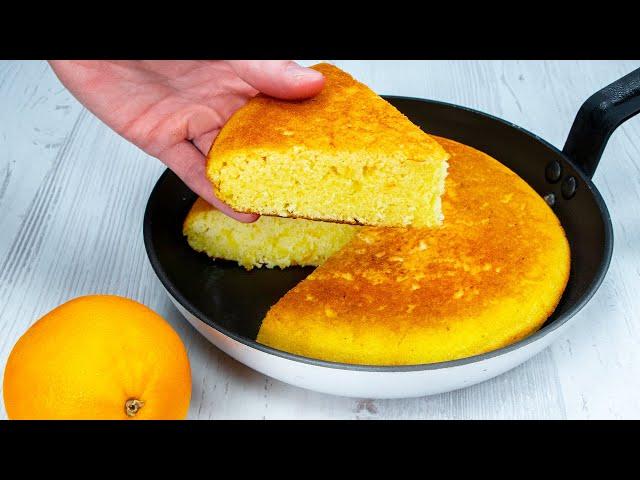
top-left (183, 198), bottom-right (359, 270)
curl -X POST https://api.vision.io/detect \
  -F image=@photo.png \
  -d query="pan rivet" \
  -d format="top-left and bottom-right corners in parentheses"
top-left (545, 160), bottom-right (562, 183)
top-left (561, 176), bottom-right (577, 199)
top-left (543, 193), bottom-right (555, 206)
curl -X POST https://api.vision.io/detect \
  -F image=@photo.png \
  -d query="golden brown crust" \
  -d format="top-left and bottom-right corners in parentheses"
top-left (207, 63), bottom-right (448, 164)
top-left (257, 137), bottom-right (571, 365)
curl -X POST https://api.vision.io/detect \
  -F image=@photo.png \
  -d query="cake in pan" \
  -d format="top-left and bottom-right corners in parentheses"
top-left (256, 137), bottom-right (571, 365)
top-left (183, 198), bottom-right (358, 270)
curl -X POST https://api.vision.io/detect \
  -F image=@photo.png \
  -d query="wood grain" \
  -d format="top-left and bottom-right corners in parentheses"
top-left (1, 60), bottom-right (639, 419)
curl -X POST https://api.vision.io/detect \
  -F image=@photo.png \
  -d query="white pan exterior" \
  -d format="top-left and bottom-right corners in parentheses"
top-left (167, 290), bottom-right (576, 399)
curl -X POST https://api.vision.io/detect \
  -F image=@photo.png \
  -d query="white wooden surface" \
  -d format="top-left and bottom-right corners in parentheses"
top-left (1, 60), bottom-right (639, 419)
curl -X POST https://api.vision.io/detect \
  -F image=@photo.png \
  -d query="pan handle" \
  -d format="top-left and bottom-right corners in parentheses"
top-left (563, 67), bottom-right (640, 179)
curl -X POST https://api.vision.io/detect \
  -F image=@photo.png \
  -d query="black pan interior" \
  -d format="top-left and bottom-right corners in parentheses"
top-left (143, 97), bottom-right (613, 368)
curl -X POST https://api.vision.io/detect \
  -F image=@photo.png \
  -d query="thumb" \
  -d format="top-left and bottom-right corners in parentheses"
top-left (227, 60), bottom-right (324, 100)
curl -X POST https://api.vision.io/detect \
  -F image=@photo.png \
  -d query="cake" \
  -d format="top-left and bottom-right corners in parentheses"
top-left (183, 198), bottom-right (359, 270)
top-left (206, 63), bottom-right (450, 228)
top-left (256, 137), bottom-right (571, 365)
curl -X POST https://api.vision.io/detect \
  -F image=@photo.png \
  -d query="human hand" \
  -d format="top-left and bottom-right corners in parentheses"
top-left (48, 60), bottom-right (325, 222)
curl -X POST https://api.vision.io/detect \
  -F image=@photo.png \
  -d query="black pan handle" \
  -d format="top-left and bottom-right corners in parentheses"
top-left (563, 67), bottom-right (640, 178)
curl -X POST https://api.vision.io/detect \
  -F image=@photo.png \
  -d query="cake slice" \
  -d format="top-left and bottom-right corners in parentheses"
top-left (183, 198), bottom-right (359, 270)
top-left (256, 137), bottom-right (571, 365)
top-left (206, 63), bottom-right (449, 228)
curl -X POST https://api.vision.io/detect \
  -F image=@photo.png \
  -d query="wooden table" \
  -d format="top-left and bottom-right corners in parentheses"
top-left (1, 60), bottom-right (639, 419)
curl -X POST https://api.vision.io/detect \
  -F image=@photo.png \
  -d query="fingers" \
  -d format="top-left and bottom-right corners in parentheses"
top-left (159, 141), bottom-right (259, 223)
top-left (227, 60), bottom-right (324, 100)
top-left (192, 129), bottom-right (219, 157)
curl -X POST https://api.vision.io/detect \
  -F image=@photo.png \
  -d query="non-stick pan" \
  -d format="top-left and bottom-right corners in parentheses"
top-left (144, 68), bottom-right (640, 399)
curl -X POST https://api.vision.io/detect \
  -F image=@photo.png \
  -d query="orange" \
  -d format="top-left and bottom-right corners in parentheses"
top-left (3, 295), bottom-right (191, 419)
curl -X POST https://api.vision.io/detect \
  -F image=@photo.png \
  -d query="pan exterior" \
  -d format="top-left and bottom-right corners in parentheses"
top-left (168, 290), bottom-right (575, 399)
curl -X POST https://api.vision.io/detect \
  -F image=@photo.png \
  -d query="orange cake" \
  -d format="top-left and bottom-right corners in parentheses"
top-left (206, 63), bottom-right (449, 228)
top-left (257, 137), bottom-right (571, 365)
top-left (183, 198), bottom-right (358, 270)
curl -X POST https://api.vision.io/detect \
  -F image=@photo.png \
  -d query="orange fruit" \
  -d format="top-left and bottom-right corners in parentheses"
top-left (3, 295), bottom-right (191, 419)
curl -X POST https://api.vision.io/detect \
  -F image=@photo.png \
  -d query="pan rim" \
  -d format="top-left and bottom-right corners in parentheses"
top-left (143, 95), bottom-right (614, 373)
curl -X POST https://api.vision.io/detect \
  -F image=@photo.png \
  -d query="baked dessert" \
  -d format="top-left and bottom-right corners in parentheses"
top-left (206, 63), bottom-right (450, 228)
top-left (257, 137), bottom-right (571, 365)
top-left (183, 198), bottom-right (359, 270)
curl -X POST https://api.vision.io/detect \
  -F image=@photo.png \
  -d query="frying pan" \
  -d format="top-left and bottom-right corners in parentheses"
top-left (144, 68), bottom-right (640, 399)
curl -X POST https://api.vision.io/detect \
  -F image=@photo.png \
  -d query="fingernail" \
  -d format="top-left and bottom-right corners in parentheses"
top-left (286, 63), bottom-right (323, 80)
